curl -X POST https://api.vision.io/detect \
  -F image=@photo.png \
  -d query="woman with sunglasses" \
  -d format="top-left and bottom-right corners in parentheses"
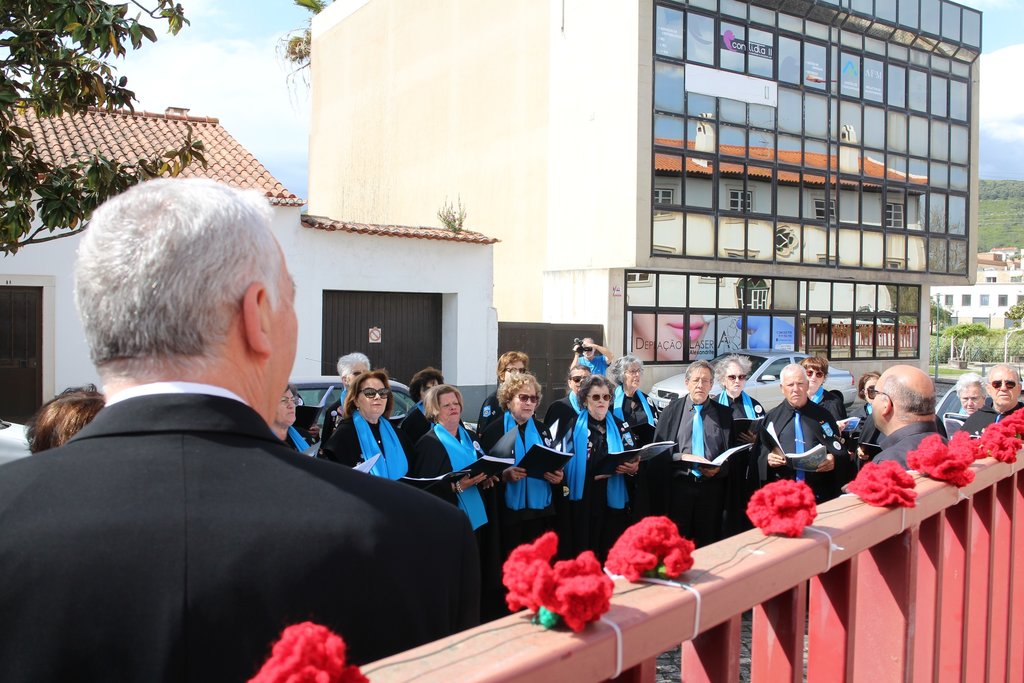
top-left (479, 372), bottom-right (564, 556)
top-left (561, 374), bottom-right (640, 560)
top-left (850, 372), bottom-right (883, 461)
top-left (543, 365), bottom-right (591, 443)
top-left (712, 355), bottom-right (764, 537)
top-left (320, 370), bottom-right (413, 479)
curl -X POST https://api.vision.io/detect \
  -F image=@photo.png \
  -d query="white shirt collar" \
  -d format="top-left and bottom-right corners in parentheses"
top-left (105, 381), bottom-right (249, 407)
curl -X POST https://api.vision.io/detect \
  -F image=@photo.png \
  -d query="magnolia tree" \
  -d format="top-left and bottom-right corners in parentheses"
top-left (1, 0), bottom-right (204, 254)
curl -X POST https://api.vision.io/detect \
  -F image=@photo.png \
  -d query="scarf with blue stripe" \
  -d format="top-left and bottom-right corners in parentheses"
top-left (286, 426), bottom-right (310, 452)
top-left (433, 423), bottom-right (487, 530)
top-left (810, 386), bottom-right (826, 404)
top-left (568, 411), bottom-right (628, 509)
top-left (613, 386), bottom-right (655, 425)
top-left (717, 390), bottom-right (756, 418)
top-left (353, 412), bottom-right (408, 479)
top-left (503, 412), bottom-right (552, 511)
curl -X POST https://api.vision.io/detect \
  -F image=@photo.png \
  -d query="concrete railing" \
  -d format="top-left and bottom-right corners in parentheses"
top-left (362, 455), bottom-right (1024, 682)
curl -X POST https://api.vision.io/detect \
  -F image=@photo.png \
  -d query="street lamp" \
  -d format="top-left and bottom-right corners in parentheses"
top-left (933, 294), bottom-right (942, 380)
top-left (1004, 325), bottom-right (1024, 363)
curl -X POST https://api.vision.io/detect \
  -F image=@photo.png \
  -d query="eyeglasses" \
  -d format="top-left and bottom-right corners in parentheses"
top-left (806, 369), bottom-right (826, 378)
top-left (865, 386), bottom-right (889, 400)
top-left (726, 374), bottom-right (747, 381)
top-left (991, 380), bottom-right (1018, 390)
top-left (359, 388), bottom-right (391, 399)
top-left (279, 396), bottom-right (300, 406)
top-left (507, 367), bottom-right (526, 374)
top-left (568, 375), bottom-right (587, 384)
top-left (625, 369), bottom-right (643, 376)
top-left (517, 394), bottom-right (540, 404)
top-left (589, 393), bottom-right (612, 402)
top-left (581, 346), bottom-right (594, 353)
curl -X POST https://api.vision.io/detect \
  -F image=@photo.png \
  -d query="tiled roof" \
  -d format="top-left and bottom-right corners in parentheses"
top-left (302, 215), bottom-right (498, 244)
top-left (15, 107), bottom-right (303, 206)
top-left (654, 138), bottom-right (927, 189)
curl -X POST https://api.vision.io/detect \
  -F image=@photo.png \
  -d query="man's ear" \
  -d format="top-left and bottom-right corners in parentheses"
top-left (240, 282), bottom-right (273, 358)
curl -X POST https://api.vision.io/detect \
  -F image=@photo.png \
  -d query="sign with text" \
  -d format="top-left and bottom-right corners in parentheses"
top-left (685, 64), bottom-right (777, 108)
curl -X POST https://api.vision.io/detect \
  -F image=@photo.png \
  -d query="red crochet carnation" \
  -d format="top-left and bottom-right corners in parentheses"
top-left (548, 551), bottom-right (615, 632)
top-left (249, 622), bottom-right (368, 683)
top-left (846, 460), bottom-right (917, 507)
top-left (976, 420), bottom-right (1022, 464)
top-left (907, 432), bottom-right (975, 487)
top-left (502, 531), bottom-right (613, 632)
top-left (746, 479), bottom-right (817, 537)
top-left (993, 408), bottom-right (1024, 440)
top-left (605, 516), bottom-right (695, 581)
top-left (502, 531), bottom-right (559, 613)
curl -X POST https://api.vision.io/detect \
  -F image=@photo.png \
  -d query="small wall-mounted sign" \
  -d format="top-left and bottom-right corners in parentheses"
top-left (611, 286), bottom-right (623, 297)
top-left (368, 327), bottom-right (382, 344)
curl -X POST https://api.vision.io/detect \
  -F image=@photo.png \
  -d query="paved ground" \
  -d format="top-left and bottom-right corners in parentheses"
top-left (655, 612), bottom-right (753, 682)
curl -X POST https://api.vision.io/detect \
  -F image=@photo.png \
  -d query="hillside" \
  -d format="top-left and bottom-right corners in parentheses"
top-left (978, 179), bottom-right (1024, 251)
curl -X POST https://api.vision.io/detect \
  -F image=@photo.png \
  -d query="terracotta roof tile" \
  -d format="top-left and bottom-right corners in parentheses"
top-left (15, 107), bottom-right (303, 206)
top-left (654, 138), bottom-right (926, 188)
top-left (302, 215), bottom-right (498, 245)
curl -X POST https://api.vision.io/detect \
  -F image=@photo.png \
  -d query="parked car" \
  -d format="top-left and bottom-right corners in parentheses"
top-left (0, 419), bottom-right (30, 466)
top-left (290, 377), bottom-right (416, 432)
top-left (649, 350), bottom-right (858, 411)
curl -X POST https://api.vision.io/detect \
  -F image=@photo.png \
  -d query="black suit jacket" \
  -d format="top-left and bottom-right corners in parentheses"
top-left (654, 396), bottom-right (734, 467)
top-left (758, 399), bottom-right (845, 501)
top-left (0, 394), bottom-right (479, 682)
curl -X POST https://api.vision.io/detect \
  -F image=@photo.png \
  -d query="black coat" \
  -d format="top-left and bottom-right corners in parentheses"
top-left (962, 401), bottom-right (1024, 436)
top-left (876, 421), bottom-right (943, 469)
top-left (0, 394), bottom-right (479, 681)
top-left (320, 415), bottom-right (414, 470)
top-left (476, 391), bottom-right (504, 435)
top-left (758, 399), bottom-right (846, 502)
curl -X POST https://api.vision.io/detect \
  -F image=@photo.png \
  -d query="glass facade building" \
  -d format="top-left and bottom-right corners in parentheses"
top-left (629, 0), bottom-right (980, 364)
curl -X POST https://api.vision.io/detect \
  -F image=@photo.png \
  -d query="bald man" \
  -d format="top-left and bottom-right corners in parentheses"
top-left (962, 364), bottom-right (1024, 436)
top-left (870, 364), bottom-right (944, 469)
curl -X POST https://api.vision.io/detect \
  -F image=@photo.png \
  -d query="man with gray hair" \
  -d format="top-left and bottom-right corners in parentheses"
top-left (869, 364), bottom-right (943, 469)
top-left (759, 364), bottom-right (844, 502)
top-left (963, 363), bottom-right (1024, 436)
top-left (0, 179), bottom-right (479, 681)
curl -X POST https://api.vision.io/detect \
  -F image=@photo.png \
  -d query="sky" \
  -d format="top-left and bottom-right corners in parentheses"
top-left (117, 0), bottom-right (1024, 205)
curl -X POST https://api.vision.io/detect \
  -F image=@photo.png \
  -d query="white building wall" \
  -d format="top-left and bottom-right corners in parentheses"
top-left (932, 278), bottom-right (1024, 328)
top-left (271, 210), bottom-right (497, 393)
top-left (1, 232), bottom-right (96, 398)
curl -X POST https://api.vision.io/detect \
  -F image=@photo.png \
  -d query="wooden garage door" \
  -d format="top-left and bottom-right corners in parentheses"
top-left (321, 290), bottom-right (442, 385)
top-left (0, 287), bottom-right (43, 423)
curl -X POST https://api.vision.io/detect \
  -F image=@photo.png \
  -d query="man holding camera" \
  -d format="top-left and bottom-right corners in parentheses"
top-left (570, 337), bottom-right (614, 376)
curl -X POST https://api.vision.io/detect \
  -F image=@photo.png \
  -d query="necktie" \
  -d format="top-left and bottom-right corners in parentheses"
top-left (996, 413), bottom-right (1004, 423)
top-left (692, 404), bottom-right (704, 479)
top-left (793, 410), bottom-right (805, 482)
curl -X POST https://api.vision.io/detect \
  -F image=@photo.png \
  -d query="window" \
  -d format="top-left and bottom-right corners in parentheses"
top-left (1019, 295), bottom-right (1024, 304)
top-left (944, 295), bottom-right (953, 306)
top-left (986, 276), bottom-right (997, 283)
top-left (981, 294), bottom-right (990, 306)
top-left (814, 198), bottom-right (837, 221)
top-left (729, 189), bottom-right (752, 212)
top-left (962, 294), bottom-right (971, 306)
top-left (654, 188), bottom-right (675, 204)
top-left (999, 294), bottom-right (1009, 307)
top-left (885, 203), bottom-right (905, 228)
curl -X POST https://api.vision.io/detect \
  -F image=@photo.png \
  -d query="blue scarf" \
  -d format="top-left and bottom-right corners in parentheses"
top-left (503, 412), bottom-right (552, 511)
top-left (569, 391), bottom-right (581, 414)
top-left (568, 411), bottom-right (628, 509)
top-left (717, 390), bottom-right (756, 418)
top-left (416, 401), bottom-right (425, 414)
top-left (867, 403), bottom-right (874, 415)
top-left (433, 424), bottom-right (487, 530)
top-left (613, 386), bottom-right (655, 425)
top-left (352, 412), bottom-right (408, 479)
top-left (810, 386), bottom-right (825, 404)
top-left (287, 426), bottom-right (309, 452)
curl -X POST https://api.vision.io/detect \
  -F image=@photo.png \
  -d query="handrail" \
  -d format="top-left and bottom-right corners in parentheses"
top-left (362, 455), bottom-right (1024, 682)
